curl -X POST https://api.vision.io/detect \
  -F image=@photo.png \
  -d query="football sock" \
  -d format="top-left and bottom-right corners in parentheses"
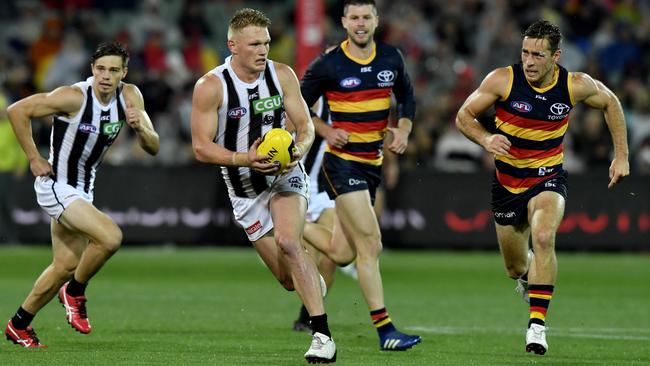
top-left (297, 305), bottom-right (310, 324)
top-left (309, 314), bottom-right (331, 337)
top-left (11, 307), bottom-right (34, 329)
top-left (371, 307), bottom-right (396, 335)
top-left (528, 284), bottom-right (554, 327)
top-left (66, 277), bottom-right (87, 297)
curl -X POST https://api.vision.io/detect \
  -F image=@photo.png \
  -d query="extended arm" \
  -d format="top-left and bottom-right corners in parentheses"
top-left (7, 86), bottom-right (83, 177)
top-left (122, 84), bottom-right (159, 155)
top-left (571, 72), bottom-right (629, 188)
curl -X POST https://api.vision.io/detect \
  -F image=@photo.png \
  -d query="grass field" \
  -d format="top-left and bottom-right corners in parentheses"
top-left (0, 246), bottom-right (648, 365)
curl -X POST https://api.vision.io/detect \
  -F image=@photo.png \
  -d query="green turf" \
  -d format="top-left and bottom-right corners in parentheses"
top-left (0, 246), bottom-right (648, 365)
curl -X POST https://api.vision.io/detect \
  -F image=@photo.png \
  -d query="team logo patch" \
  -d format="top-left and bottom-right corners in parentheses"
top-left (263, 114), bottom-right (275, 125)
top-left (245, 220), bottom-right (263, 235)
top-left (511, 101), bottom-right (532, 112)
top-left (228, 107), bottom-right (247, 119)
top-left (102, 121), bottom-right (123, 135)
top-left (340, 77), bottom-right (361, 88)
top-left (253, 95), bottom-right (282, 114)
top-left (288, 176), bottom-right (303, 189)
top-left (78, 123), bottom-right (97, 134)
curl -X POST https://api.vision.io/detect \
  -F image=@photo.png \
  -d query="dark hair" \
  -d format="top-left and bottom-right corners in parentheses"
top-left (91, 41), bottom-right (130, 68)
top-left (343, 0), bottom-right (377, 15)
top-left (523, 20), bottom-right (563, 53)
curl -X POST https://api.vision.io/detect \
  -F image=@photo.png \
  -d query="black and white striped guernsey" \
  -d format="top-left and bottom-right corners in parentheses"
top-left (210, 56), bottom-right (286, 198)
top-left (49, 77), bottom-right (126, 194)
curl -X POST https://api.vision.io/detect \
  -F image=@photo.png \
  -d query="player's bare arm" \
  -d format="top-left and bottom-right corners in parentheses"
top-left (276, 62), bottom-right (315, 162)
top-left (191, 74), bottom-right (236, 166)
top-left (571, 72), bottom-right (629, 188)
top-left (456, 67), bottom-right (512, 156)
top-left (386, 117), bottom-right (412, 155)
top-left (122, 83), bottom-right (159, 155)
top-left (190, 74), bottom-right (273, 172)
top-left (7, 86), bottom-right (83, 177)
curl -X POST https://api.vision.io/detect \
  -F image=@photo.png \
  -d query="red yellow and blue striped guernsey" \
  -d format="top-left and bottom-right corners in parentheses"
top-left (494, 63), bottom-right (575, 194)
top-left (300, 40), bottom-right (415, 166)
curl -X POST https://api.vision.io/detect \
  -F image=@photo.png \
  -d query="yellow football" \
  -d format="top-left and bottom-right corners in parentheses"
top-left (257, 128), bottom-right (296, 175)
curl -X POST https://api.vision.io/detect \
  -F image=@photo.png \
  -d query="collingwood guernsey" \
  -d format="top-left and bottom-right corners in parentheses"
top-left (210, 56), bottom-right (286, 198)
top-left (50, 76), bottom-right (126, 194)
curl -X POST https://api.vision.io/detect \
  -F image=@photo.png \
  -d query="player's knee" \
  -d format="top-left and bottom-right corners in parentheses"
top-left (505, 263), bottom-right (527, 279)
top-left (275, 233), bottom-right (301, 258)
top-left (100, 225), bottom-right (123, 254)
top-left (532, 229), bottom-right (555, 251)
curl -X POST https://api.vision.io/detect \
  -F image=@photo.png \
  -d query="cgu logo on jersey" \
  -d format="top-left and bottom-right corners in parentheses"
top-left (511, 101), bottom-right (532, 113)
top-left (103, 121), bottom-right (123, 135)
top-left (340, 77), bottom-right (361, 88)
top-left (78, 123), bottom-right (98, 134)
top-left (228, 107), bottom-right (247, 119)
top-left (253, 95), bottom-right (283, 114)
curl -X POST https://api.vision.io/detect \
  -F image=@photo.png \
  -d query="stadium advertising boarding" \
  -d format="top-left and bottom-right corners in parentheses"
top-left (8, 166), bottom-right (649, 250)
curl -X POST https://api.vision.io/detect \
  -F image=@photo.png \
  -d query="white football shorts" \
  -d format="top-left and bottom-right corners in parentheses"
top-left (34, 176), bottom-right (93, 221)
top-left (230, 163), bottom-right (310, 242)
top-left (306, 190), bottom-right (335, 223)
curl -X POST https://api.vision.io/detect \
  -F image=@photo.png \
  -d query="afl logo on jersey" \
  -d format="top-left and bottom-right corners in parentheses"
top-left (78, 123), bottom-right (98, 133)
top-left (340, 77), bottom-right (361, 88)
top-left (228, 107), bottom-right (247, 119)
top-left (511, 101), bottom-right (532, 113)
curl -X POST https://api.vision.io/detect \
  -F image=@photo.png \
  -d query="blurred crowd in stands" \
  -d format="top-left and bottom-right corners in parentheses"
top-left (1, 0), bottom-right (650, 175)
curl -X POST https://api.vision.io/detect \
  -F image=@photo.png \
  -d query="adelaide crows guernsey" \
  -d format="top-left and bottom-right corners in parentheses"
top-left (50, 77), bottom-right (126, 194)
top-left (494, 63), bottom-right (574, 194)
top-left (210, 56), bottom-right (285, 198)
top-left (301, 40), bottom-right (415, 166)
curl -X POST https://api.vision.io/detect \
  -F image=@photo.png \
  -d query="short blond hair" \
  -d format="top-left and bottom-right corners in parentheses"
top-left (227, 8), bottom-right (271, 40)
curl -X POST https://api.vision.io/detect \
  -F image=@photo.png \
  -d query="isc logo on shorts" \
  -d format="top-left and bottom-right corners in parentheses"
top-left (245, 220), bottom-right (263, 235)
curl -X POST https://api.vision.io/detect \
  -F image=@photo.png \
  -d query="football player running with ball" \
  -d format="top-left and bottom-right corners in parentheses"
top-left (190, 8), bottom-right (336, 364)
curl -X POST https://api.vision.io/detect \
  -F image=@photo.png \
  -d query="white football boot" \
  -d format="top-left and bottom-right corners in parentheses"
top-left (304, 332), bottom-right (337, 363)
top-left (525, 323), bottom-right (548, 355)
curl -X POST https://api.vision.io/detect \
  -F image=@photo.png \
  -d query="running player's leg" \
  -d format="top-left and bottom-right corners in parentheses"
top-left (59, 199), bottom-right (123, 283)
top-left (53, 199), bottom-right (122, 333)
top-left (496, 224), bottom-right (531, 280)
top-left (335, 190), bottom-right (382, 308)
top-left (526, 191), bottom-right (564, 285)
top-left (270, 192), bottom-right (326, 320)
top-left (303, 210), bottom-right (355, 265)
top-left (6, 218), bottom-right (86, 346)
top-left (335, 190), bottom-right (420, 351)
top-left (524, 191), bottom-right (565, 355)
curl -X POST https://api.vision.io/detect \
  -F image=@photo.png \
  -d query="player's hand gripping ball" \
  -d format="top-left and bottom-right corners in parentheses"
top-left (257, 128), bottom-right (296, 175)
